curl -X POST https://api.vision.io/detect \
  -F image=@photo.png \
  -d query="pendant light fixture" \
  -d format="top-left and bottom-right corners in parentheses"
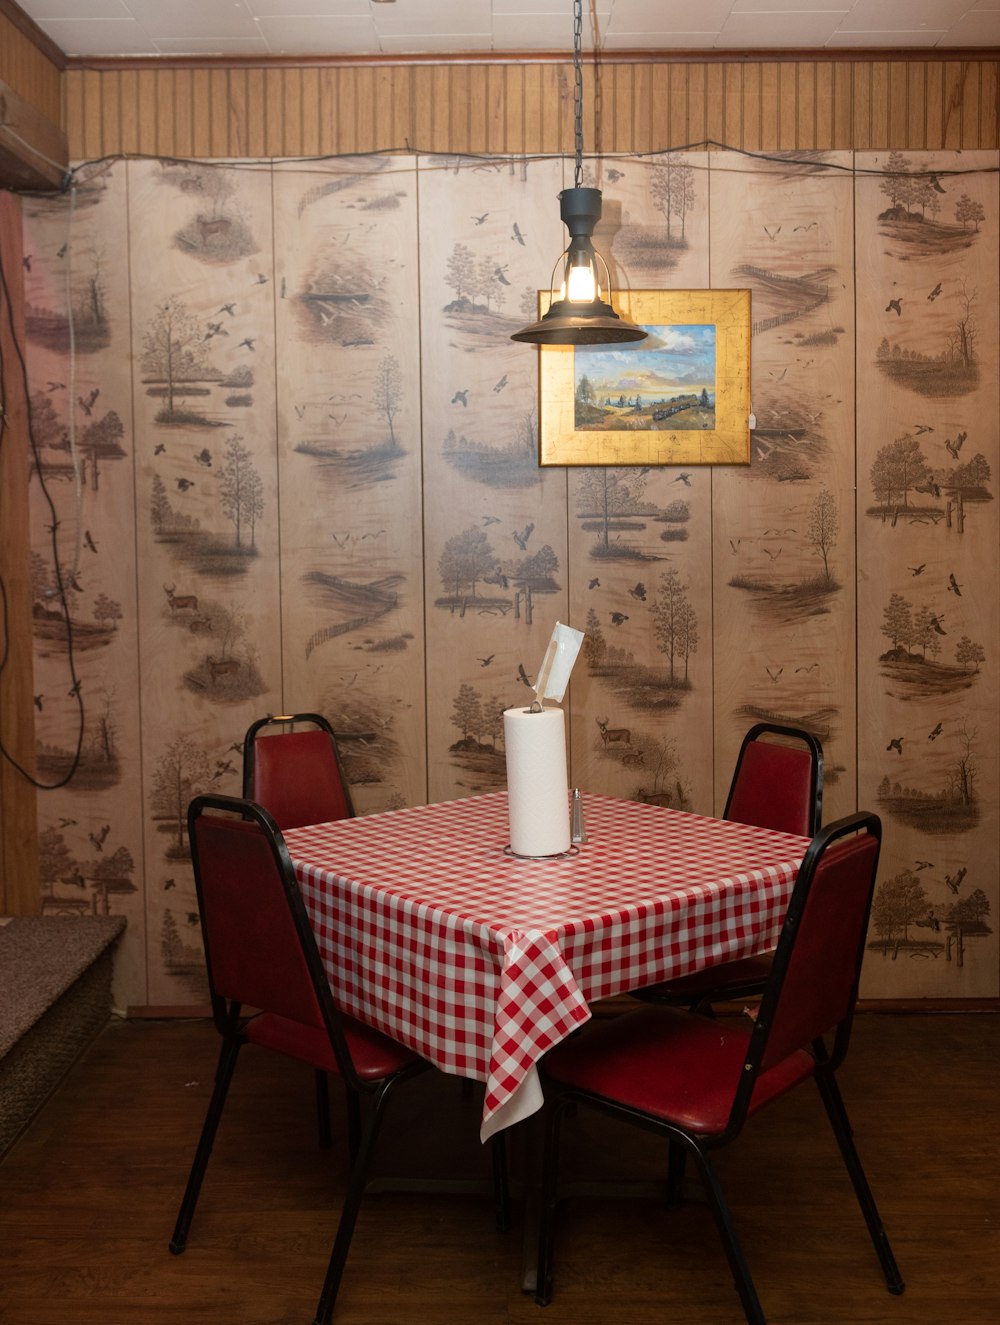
top-left (511, 0), bottom-right (646, 346)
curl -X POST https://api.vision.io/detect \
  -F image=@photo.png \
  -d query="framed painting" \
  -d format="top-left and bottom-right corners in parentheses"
top-left (538, 288), bottom-right (752, 467)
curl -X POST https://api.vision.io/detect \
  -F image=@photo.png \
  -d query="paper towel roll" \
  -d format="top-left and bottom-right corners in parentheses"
top-left (503, 705), bottom-right (570, 857)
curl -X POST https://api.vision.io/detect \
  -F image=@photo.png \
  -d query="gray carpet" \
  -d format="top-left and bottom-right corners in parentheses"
top-left (0, 915), bottom-right (126, 1155)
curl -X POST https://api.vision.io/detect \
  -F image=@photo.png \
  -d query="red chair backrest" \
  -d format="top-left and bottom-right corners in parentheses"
top-left (757, 819), bottom-right (881, 1077)
top-left (251, 728), bottom-right (352, 829)
top-left (726, 736), bottom-right (819, 838)
top-left (190, 807), bottom-right (328, 1030)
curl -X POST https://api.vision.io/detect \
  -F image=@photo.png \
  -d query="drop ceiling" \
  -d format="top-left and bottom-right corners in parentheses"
top-left (13, 0), bottom-right (1000, 59)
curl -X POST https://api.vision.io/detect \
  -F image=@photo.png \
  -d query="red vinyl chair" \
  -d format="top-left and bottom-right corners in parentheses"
top-left (243, 711), bottom-right (354, 830)
top-left (633, 722), bottom-right (823, 1013)
top-left (242, 712), bottom-right (356, 1148)
top-left (170, 795), bottom-right (507, 1325)
top-left (534, 812), bottom-right (903, 1325)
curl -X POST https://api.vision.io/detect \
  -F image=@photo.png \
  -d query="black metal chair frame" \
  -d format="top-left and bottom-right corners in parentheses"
top-left (724, 720), bottom-right (824, 833)
top-left (633, 720), bottom-right (825, 1015)
top-left (242, 710), bottom-right (356, 819)
top-left (170, 794), bottom-right (508, 1325)
top-left (535, 812), bottom-right (904, 1325)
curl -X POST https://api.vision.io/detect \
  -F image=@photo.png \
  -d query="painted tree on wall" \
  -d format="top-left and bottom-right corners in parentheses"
top-left (141, 295), bottom-right (212, 421)
top-left (150, 735), bottom-right (210, 855)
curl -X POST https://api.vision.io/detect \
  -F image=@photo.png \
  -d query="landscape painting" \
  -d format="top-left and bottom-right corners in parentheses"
top-left (573, 324), bottom-right (716, 432)
top-left (539, 288), bottom-right (751, 467)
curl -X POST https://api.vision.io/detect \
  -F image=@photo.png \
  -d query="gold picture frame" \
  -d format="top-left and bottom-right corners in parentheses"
top-left (538, 288), bottom-right (752, 467)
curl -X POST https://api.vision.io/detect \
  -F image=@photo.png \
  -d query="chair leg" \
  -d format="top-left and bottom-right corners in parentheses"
top-left (312, 1077), bottom-right (401, 1325)
top-left (683, 1139), bottom-right (766, 1325)
top-left (666, 1140), bottom-right (687, 1205)
top-left (534, 1099), bottom-right (564, 1306)
top-left (315, 1070), bottom-right (332, 1150)
top-left (491, 1130), bottom-right (510, 1233)
top-left (169, 1036), bottom-right (241, 1254)
top-left (344, 1084), bottom-right (362, 1163)
top-left (814, 1068), bottom-right (905, 1296)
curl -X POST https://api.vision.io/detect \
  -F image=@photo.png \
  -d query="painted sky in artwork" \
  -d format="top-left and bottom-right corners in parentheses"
top-left (575, 324), bottom-right (717, 402)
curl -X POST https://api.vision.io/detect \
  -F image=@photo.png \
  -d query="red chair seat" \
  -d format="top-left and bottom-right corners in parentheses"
top-left (543, 1004), bottom-right (814, 1135)
top-left (246, 1010), bottom-right (421, 1081)
top-left (636, 953), bottom-right (773, 1005)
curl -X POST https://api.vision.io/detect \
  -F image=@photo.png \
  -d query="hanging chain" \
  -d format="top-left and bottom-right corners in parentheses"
top-left (572, 0), bottom-right (584, 188)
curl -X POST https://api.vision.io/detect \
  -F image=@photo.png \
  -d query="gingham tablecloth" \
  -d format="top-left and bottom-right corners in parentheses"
top-left (285, 791), bottom-right (809, 1141)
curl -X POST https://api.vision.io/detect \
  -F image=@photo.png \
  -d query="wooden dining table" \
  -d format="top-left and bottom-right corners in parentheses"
top-left (284, 790), bottom-right (811, 1142)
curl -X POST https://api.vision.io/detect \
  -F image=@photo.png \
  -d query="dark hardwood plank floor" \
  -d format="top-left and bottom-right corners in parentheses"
top-left (2, 1013), bottom-right (998, 1324)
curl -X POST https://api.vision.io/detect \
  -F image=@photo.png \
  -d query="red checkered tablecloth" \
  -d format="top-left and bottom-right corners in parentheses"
top-left (285, 791), bottom-right (809, 1140)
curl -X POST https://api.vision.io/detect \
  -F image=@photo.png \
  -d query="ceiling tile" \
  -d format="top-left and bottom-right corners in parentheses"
top-left (731, 1), bottom-right (847, 9)
top-left (33, 17), bottom-right (158, 54)
top-left (244, 1), bottom-right (370, 15)
top-left (378, 32), bottom-right (495, 52)
top-left (719, 10), bottom-right (847, 42)
top-left (609, 0), bottom-right (734, 31)
top-left (827, 26), bottom-right (945, 44)
top-left (123, 0), bottom-right (259, 39)
top-left (371, 0), bottom-right (491, 36)
top-left (602, 30), bottom-right (736, 48)
top-left (254, 14), bottom-right (379, 51)
top-left (24, 1), bottom-right (129, 17)
top-left (839, 0), bottom-right (973, 29)
top-left (492, 14), bottom-right (602, 47)
top-left (939, 11), bottom-right (1000, 36)
top-left (153, 36), bottom-right (271, 54)
top-left (491, 1), bottom-right (610, 13)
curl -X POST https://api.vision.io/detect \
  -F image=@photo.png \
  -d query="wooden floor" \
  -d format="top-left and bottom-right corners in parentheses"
top-left (2, 1013), bottom-right (998, 1325)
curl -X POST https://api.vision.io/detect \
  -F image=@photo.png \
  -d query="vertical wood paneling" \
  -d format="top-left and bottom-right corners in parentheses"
top-left (793, 62), bottom-right (813, 150)
top-left (504, 63), bottom-right (524, 156)
top-left (650, 63), bottom-right (670, 148)
top-left (263, 68), bottom-right (284, 157)
top-left (961, 61), bottom-right (981, 149)
top-left (943, 62), bottom-right (964, 149)
top-left (0, 194), bottom-right (39, 915)
top-left (981, 61), bottom-right (999, 149)
top-left (155, 68), bottom-right (173, 156)
top-left (137, 69), bottom-right (158, 156)
top-left (704, 63), bottom-right (724, 147)
top-left (300, 66), bottom-right (320, 156)
top-left (210, 69), bottom-right (231, 157)
top-left (118, 70), bottom-right (139, 154)
top-left (227, 67), bottom-right (247, 158)
top-left (834, 61), bottom-right (853, 146)
top-left (724, 64), bottom-right (743, 148)
top-left (190, 70), bottom-right (212, 156)
top-left (0, 10), bottom-right (60, 126)
top-left (907, 61), bottom-right (927, 149)
top-left (172, 68), bottom-right (193, 159)
top-left (687, 61), bottom-right (706, 151)
top-left (245, 68), bottom-right (266, 156)
top-left (741, 63), bottom-right (759, 150)
top-left (777, 62), bottom-right (797, 149)
top-left (870, 61), bottom-right (890, 147)
top-left (55, 59), bottom-right (1000, 163)
top-left (889, 61), bottom-right (909, 147)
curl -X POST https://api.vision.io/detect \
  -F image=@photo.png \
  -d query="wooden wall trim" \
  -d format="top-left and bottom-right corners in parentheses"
top-left (61, 58), bottom-right (1000, 160)
top-left (63, 48), bottom-right (1000, 72)
top-left (0, 191), bottom-right (39, 916)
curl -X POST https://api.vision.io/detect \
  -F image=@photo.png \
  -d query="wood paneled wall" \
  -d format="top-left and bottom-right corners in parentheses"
top-left (61, 56), bottom-right (1000, 162)
top-left (0, 5), bottom-right (60, 127)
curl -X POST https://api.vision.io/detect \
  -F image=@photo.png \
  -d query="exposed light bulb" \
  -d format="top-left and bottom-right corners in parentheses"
top-left (566, 262), bottom-right (597, 303)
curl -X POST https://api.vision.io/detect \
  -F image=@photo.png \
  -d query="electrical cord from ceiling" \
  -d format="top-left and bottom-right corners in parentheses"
top-left (0, 239), bottom-right (85, 790)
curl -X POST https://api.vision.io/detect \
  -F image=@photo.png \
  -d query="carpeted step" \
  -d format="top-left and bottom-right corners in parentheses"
top-left (0, 915), bottom-right (126, 1156)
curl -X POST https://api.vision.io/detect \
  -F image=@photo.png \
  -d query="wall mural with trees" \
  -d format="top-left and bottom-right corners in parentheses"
top-left (20, 148), bottom-right (998, 1009)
